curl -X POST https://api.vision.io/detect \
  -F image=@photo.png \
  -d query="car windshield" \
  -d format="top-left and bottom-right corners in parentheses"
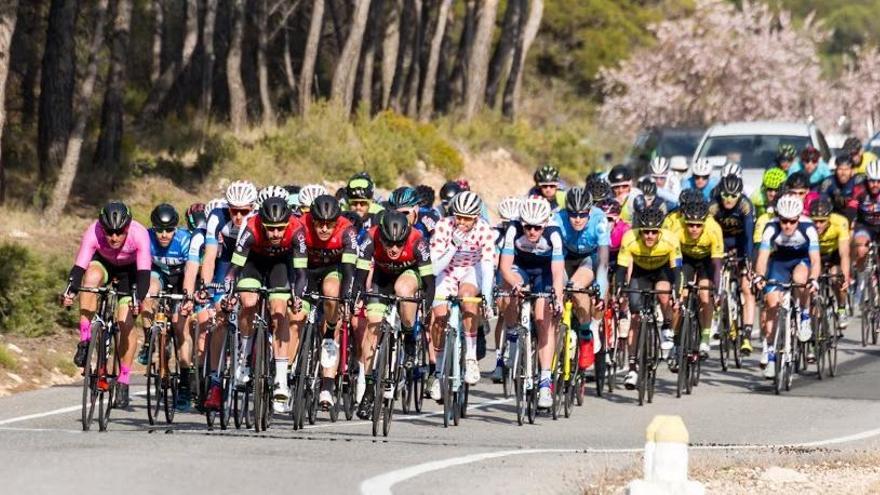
top-left (656, 130), bottom-right (703, 157)
top-left (698, 134), bottom-right (811, 169)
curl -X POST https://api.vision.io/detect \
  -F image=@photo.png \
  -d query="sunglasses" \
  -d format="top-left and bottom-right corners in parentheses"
top-left (812, 218), bottom-right (828, 224)
top-left (779, 218), bottom-right (798, 225)
top-left (154, 227), bottom-right (176, 234)
top-left (315, 220), bottom-right (337, 230)
top-left (106, 228), bottom-right (128, 237)
top-left (693, 175), bottom-right (709, 181)
top-left (869, 180), bottom-right (880, 184)
top-left (568, 212), bottom-right (589, 219)
top-left (685, 222), bottom-right (704, 228)
top-left (720, 192), bottom-right (740, 200)
top-left (382, 239), bottom-right (406, 248)
top-left (523, 224), bottom-right (544, 232)
top-left (611, 184), bottom-right (630, 190)
top-left (350, 200), bottom-right (370, 207)
top-left (640, 229), bottom-right (660, 235)
top-left (230, 208), bottom-right (251, 216)
top-left (539, 184), bottom-right (558, 189)
top-left (264, 224), bottom-right (287, 232)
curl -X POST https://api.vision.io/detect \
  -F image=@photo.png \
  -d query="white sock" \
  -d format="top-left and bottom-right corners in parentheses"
top-left (465, 333), bottom-right (477, 360)
top-left (275, 359), bottom-right (288, 386)
top-left (495, 348), bottom-right (502, 359)
top-left (540, 369), bottom-right (551, 382)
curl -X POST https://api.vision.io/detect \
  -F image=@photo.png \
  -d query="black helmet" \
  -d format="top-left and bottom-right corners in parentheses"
top-left (378, 210), bottom-right (410, 244)
top-left (185, 203), bottom-right (207, 230)
top-left (565, 187), bottom-right (593, 213)
top-left (809, 197), bottom-right (833, 219)
top-left (584, 171), bottom-right (604, 187)
top-left (311, 195), bottom-right (341, 222)
top-left (346, 174), bottom-right (374, 200)
top-left (681, 200), bottom-right (710, 223)
top-left (439, 181), bottom-right (463, 203)
top-left (534, 165), bottom-right (560, 185)
top-left (99, 201), bottom-right (133, 232)
top-left (259, 197), bottom-right (291, 225)
top-left (842, 137), bottom-right (862, 156)
top-left (637, 206), bottom-right (665, 229)
top-left (389, 187), bottom-right (420, 209)
top-left (786, 171), bottom-right (810, 190)
top-left (415, 185), bottom-right (435, 207)
top-left (150, 203), bottom-right (179, 230)
top-left (638, 177), bottom-right (657, 197)
top-left (679, 188), bottom-right (704, 206)
top-left (608, 165), bottom-right (633, 186)
top-left (719, 175), bottom-right (743, 196)
top-left (588, 179), bottom-right (612, 201)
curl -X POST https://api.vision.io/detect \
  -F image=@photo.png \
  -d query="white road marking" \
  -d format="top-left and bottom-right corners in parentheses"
top-left (302, 397), bottom-right (512, 430)
top-left (0, 390), bottom-right (146, 426)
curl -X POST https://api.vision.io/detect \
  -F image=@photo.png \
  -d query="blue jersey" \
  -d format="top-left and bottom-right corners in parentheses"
top-left (415, 208), bottom-right (440, 240)
top-left (553, 208), bottom-right (610, 260)
top-left (149, 227), bottom-right (196, 276)
top-left (682, 175), bottom-right (720, 201)
top-left (709, 195), bottom-right (755, 258)
top-left (759, 216), bottom-right (819, 260)
top-left (788, 159), bottom-right (832, 189)
top-left (188, 228), bottom-right (207, 264)
top-left (500, 222), bottom-right (565, 270)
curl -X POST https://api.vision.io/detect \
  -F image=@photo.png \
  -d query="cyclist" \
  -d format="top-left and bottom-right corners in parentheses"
top-left (298, 184), bottom-right (328, 214)
top-left (528, 165), bottom-right (567, 210)
top-left (615, 206), bottom-right (682, 390)
top-left (670, 199), bottom-right (723, 361)
top-left (843, 137), bottom-right (878, 175)
top-left (298, 195), bottom-right (359, 409)
top-left (608, 165), bottom-right (639, 223)
top-left (355, 211), bottom-right (436, 418)
top-left (62, 202), bottom-right (152, 408)
top-left (491, 196), bottom-right (523, 382)
top-left (754, 194), bottom-right (820, 379)
top-left (788, 145), bottom-right (830, 191)
top-left (139, 204), bottom-right (202, 411)
top-left (554, 187), bottom-right (610, 372)
top-left (851, 161), bottom-right (880, 297)
top-left (682, 158), bottom-right (719, 202)
top-left (785, 171), bottom-right (819, 214)
top-left (210, 197), bottom-right (308, 412)
top-left (439, 181), bottom-right (463, 215)
top-left (389, 186), bottom-right (439, 239)
top-left (818, 153), bottom-right (862, 222)
top-left (343, 174), bottom-right (383, 236)
top-left (633, 177), bottom-right (678, 220)
top-left (415, 184), bottom-right (442, 219)
top-left (709, 175), bottom-right (756, 354)
top-left (498, 197), bottom-right (565, 409)
top-left (775, 144), bottom-right (797, 173)
top-left (429, 191), bottom-right (496, 393)
top-left (588, 178), bottom-right (613, 203)
top-left (751, 168), bottom-right (787, 218)
top-left (650, 156), bottom-right (681, 198)
top-left (809, 198), bottom-right (850, 329)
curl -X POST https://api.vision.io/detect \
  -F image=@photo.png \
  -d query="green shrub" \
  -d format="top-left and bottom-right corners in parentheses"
top-left (0, 346), bottom-right (17, 370)
top-left (0, 243), bottom-right (71, 337)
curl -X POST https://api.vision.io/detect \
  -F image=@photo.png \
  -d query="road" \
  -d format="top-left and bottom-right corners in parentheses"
top-left (3, 325), bottom-right (880, 495)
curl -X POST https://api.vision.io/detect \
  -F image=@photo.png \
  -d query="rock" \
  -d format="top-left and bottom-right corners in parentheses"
top-left (6, 372), bottom-right (23, 384)
top-left (8, 229), bottom-right (30, 239)
top-left (761, 466), bottom-right (808, 483)
top-left (6, 343), bottom-right (23, 354)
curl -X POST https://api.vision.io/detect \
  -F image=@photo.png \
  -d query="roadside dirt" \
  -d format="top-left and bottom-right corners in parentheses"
top-left (0, 332), bottom-right (80, 397)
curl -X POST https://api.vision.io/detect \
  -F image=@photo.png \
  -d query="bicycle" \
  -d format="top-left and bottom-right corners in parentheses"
top-left (717, 254), bottom-right (747, 371)
top-left (360, 292), bottom-right (422, 437)
top-left (234, 286), bottom-right (290, 432)
top-left (434, 295), bottom-right (483, 427)
top-left (859, 244), bottom-right (880, 347)
top-left (77, 284), bottom-right (130, 432)
top-left (620, 287), bottom-right (670, 406)
top-left (400, 314), bottom-right (427, 415)
top-left (813, 271), bottom-right (843, 380)
top-left (554, 285), bottom-right (599, 419)
top-left (144, 288), bottom-right (188, 425)
top-left (764, 280), bottom-right (806, 395)
top-left (675, 281), bottom-right (712, 398)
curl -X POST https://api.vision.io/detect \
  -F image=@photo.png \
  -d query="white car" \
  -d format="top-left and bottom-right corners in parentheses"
top-left (691, 121), bottom-right (832, 195)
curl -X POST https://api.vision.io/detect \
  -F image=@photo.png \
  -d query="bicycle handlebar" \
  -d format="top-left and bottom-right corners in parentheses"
top-left (360, 292), bottom-right (422, 304)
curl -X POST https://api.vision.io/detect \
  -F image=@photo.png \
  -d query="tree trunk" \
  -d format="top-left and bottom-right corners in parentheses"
top-left (140, 0), bottom-right (198, 120)
top-left (357, 0), bottom-right (383, 113)
top-left (502, 0), bottom-right (541, 118)
top-left (92, 0), bottom-right (132, 186)
top-left (257, 0), bottom-right (275, 126)
top-left (44, 0), bottom-right (110, 223)
top-left (11, 0), bottom-right (43, 128)
top-left (463, 0), bottom-right (498, 120)
top-left (388, 0), bottom-right (414, 112)
top-left (417, 0), bottom-right (451, 121)
top-left (448, 0), bottom-right (474, 106)
top-left (380, 0), bottom-right (400, 109)
top-left (402, 0), bottom-right (423, 117)
top-left (226, 0), bottom-right (247, 130)
top-left (282, 23), bottom-right (298, 112)
top-left (485, 0), bottom-right (521, 108)
top-left (331, 0), bottom-right (373, 113)
top-left (200, 0), bottom-right (219, 121)
top-left (0, 0), bottom-right (19, 205)
top-left (151, 0), bottom-right (162, 84)
top-left (299, 0), bottom-right (325, 115)
top-left (37, 0), bottom-right (78, 185)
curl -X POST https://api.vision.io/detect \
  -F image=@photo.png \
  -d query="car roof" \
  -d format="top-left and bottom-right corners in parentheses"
top-left (704, 121), bottom-right (813, 137)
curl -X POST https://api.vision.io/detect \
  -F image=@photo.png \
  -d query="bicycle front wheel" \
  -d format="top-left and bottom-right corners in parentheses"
top-left (145, 327), bottom-right (161, 425)
top-left (81, 324), bottom-right (101, 431)
top-left (372, 328), bottom-right (390, 437)
top-left (292, 323), bottom-right (314, 430)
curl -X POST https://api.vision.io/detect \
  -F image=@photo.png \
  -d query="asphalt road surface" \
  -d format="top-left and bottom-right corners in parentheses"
top-left (3, 324), bottom-right (880, 495)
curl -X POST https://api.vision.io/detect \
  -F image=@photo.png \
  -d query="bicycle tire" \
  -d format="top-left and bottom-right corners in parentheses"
top-left (383, 335), bottom-right (401, 436)
top-left (458, 338), bottom-right (469, 421)
top-left (773, 308), bottom-right (785, 395)
top-left (292, 322), bottom-right (314, 430)
top-left (440, 327), bottom-right (454, 428)
top-left (861, 308), bottom-right (870, 347)
top-left (221, 326), bottom-right (237, 430)
top-left (203, 332), bottom-right (217, 430)
top-left (785, 311), bottom-right (796, 392)
top-left (372, 328), bottom-right (390, 437)
top-left (414, 331), bottom-right (427, 413)
top-left (718, 298), bottom-right (729, 372)
top-left (527, 334), bottom-right (537, 424)
top-left (344, 346), bottom-right (358, 420)
top-left (146, 327), bottom-right (161, 425)
top-left (676, 310), bottom-right (690, 398)
top-left (81, 324), bottom-right (100, 431)
top-left (829, 304), bottom-right (839, 377)
top-left (647, 319), bottom-right (659, 404)
top-left (253, 322), bottom-right (268, 432)
top-left (594, 321), bottom-right (606, 397)
top-left (514, 331), bottom-right (526, 426)
top-left (307, 330), bottom-right (322, 426)
top-left (98, 326), bottom-right (118, 431)
top-left (637, 317), bottom-right (649, 406)
top-left (565, 338), bottom-right (578, 416)
top-left (551, 327), bottom-right (566, 420)
top-left (163, 332), bottom-right (180, 424)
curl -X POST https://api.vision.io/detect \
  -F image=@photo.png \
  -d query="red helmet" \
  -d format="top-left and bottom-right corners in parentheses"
top-left (800, 145), bottom-right (821, 163)
top-left (455, 179), bottom-right (470, 191)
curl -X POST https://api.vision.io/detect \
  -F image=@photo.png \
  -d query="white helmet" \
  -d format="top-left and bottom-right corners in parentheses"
top-left (206, 198), bottom-right (227, 215)
top-left (670, 156), bottom-right (689, 172)
top-left (721, 161), bottom-right (742, 178)
top-left (257, 185), bottom-right (289, 207)
top-left (650, 157), bottom-right (669, 176)
top-left (866, 159), bottom-right (880, 180)
top-left (498, 196), bottom-right (522, 221)
top-left (450, 191), bottom-right (482, 217)
top-left (520, 197), bottom-right (552, 226)
top-left (775, 194), bottom-right (804, 220)
top-left (298, 184), bottom-right (327, 208)
top-left (225, 180), bottom-right (257, 207)
top-left (691, 158), bottom-right (713, 176)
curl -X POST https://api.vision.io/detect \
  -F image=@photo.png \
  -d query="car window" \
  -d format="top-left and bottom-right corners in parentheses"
top-left (699, 135), bottom-right (811, 169)
top-left (656, 131), bottom-right (703, 157)
top-left (815, 131), bottom-right (831, 161)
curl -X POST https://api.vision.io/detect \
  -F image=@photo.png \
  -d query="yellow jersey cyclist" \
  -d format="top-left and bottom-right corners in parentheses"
top-left (670, 199), bottom-right (724, 362)
top-left (615, 206), bottom-right (683, 390)
top-left (528, 165), bottom-right (567, 211)
top-left (753, 194), bottom-right (821, 378)
top-left (808, 198), bottom-right (851, 330)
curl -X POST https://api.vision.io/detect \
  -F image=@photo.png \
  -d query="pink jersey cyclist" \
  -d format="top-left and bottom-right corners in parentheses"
top-left (430, 215), bottom-right (496, 302)
top-left (69, 220), bottom-right (152, 303)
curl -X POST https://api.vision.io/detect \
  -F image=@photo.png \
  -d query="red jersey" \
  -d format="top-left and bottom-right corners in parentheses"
top-left (360, 226), bottom-right (433, 277)
top-left (301, 213), bottom-right (359, 268)
top-left (231, 215), bottom-right (307, 268)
